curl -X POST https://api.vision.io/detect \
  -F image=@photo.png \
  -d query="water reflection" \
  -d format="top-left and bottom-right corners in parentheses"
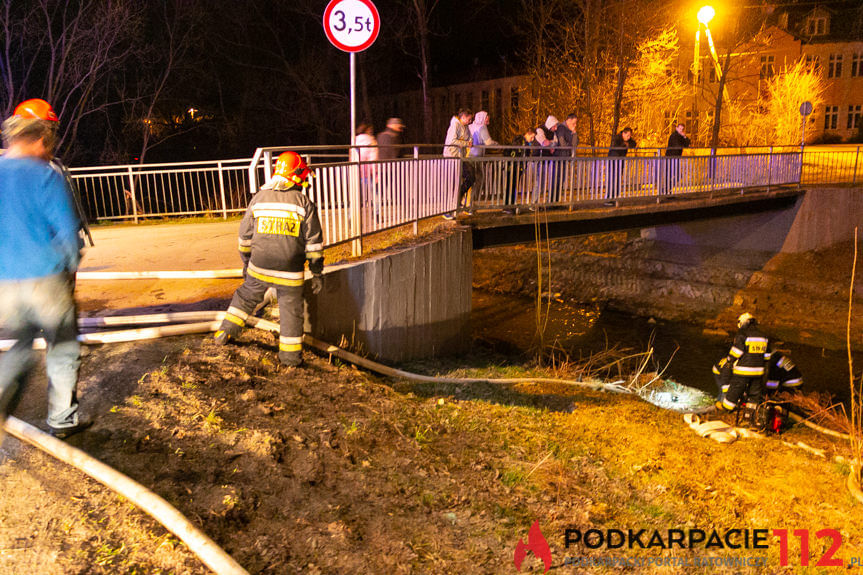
top-left (472, 291), bottom-right (856, 404)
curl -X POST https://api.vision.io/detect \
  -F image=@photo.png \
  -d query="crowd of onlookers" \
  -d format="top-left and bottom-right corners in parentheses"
top-left (353, 109), bottom-right (693, 215)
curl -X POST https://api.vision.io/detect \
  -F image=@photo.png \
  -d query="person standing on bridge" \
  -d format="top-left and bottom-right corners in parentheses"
top-left (0, 99), bottom-right (90, 440)
top-left (214, 151), bottom-right (324, 368)
top-left (605, 127), bottom-right (636, 204)
top-left (443, 108), bottom-right (474, 219)
top-left (377, 117), bottom-right (405, 160)
top-left (469, 111), bottom-right (498, 206)
top-left (663, 123), bottom-right (690, 194)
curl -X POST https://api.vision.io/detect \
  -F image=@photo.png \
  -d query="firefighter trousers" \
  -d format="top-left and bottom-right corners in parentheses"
top-left (219, 274), bottom-right (304, 366)
top-left (724, 374), bottom-right (764, 409)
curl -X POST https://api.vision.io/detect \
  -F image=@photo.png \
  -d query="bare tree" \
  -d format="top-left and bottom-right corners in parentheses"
top-left (214, 0), bottom-right (349, 145)
top-left (406, 0), bottom-right (438, 142)
top-left (622, 28), bottom-right (686, 147)
top-left (0, 0), bottom-right (142, 161)
top-left (109, 1), bottom-right (205, 164)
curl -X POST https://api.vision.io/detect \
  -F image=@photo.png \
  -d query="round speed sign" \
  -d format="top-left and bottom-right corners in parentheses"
top-left (323, 0), bottom-right (380, 53)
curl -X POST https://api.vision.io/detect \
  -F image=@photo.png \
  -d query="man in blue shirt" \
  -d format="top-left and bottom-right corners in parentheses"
top-left (0, 99), bottom-right (88, 440)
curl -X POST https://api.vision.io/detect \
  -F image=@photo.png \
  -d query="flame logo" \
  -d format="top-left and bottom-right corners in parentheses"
top-left (513, 520), bottom-right (552, 572)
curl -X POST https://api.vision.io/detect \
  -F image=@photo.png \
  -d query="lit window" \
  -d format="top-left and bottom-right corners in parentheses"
top-left (848, 105), bottom-right (862, 130)
top-left (806, 17), bottom-right (827, 36)
top-left (828, 54), bottom-right (843, 78)
top-left (824, 105), bottom-right (838, 130)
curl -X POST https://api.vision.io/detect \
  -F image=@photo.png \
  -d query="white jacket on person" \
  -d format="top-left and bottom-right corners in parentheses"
top-left (443, 116), bottom-right (471, 158)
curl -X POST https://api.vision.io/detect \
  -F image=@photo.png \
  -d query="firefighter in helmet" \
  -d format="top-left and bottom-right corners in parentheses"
top-left (214, 151), bottom-right (324, 367)
top-left (715, 312), bottom-right (771, 422)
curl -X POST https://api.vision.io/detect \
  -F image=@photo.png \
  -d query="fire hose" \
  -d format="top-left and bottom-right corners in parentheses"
top-left (2, 416), bottom-right (249, 575)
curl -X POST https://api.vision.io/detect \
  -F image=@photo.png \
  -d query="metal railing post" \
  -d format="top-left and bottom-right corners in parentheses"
top-left (853, 146), bottom-right (860, 185)
top-left (217, 161), bottom-right (228, 219)
top-left (412, 147), bottom-right (419, 236)
top-left (767, 147), bottom-right (773, 191)
top-left (351, 161), bottom-right (363, 257)
top-left (127, 166), bottom-right (139, 224)
top-left (797, 144), bottom-right (804, 189)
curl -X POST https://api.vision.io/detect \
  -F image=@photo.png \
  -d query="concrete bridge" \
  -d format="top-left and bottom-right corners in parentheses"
top-left (467, 185), bottom-right (802, 249)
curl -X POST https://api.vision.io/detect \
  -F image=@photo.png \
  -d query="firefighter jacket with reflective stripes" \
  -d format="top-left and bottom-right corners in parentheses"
top-left (765, 352), bottom-right (803, 391)
top-left (237, 181), bottom-right (323, 286)
top-left (712, 356), bottom-right (732, 392)
top-left (727, 324), bottom-right (771, 377)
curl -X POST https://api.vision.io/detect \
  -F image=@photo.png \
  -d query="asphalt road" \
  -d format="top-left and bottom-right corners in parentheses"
top-left (76, 221), bottom-right (244, 312)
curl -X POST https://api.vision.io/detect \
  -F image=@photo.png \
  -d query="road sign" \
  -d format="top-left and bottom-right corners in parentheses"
top-left (323, 0), bottom-right (380, 53)
top-left (799, 101), bottom-right (814, 116)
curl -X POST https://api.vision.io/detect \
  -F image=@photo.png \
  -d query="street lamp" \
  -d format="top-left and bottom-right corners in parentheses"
top-left (693, 5), bottom-right (728, 99)
top-left (697, 5), bottom-right (715, 25)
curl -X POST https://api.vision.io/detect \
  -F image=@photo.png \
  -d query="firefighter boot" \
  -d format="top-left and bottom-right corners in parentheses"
top-left (278, 349), bottom-right (303, 368)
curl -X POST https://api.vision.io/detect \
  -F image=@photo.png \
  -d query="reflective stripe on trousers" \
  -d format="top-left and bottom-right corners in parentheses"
top-left (219, 274), bottom-right (304, 363)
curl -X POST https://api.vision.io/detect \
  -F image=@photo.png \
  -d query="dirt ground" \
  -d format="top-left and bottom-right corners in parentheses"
top-left (1, 329), bottom-right (861, 573)
top-left (2, 223), bottom-right (863, 573)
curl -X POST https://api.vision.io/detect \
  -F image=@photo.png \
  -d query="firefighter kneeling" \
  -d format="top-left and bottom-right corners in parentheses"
top-left (712, 313), bottom-right (804, 432)
top-left (214, 151), bottom-right (324, 367)
top-left (713, 312), bottom-right (771, 427)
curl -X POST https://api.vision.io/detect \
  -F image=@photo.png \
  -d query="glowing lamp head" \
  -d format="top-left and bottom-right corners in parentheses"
top-left (697, 5), bottom-right (715, 25)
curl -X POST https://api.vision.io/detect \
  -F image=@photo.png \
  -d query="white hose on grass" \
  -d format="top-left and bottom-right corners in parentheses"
top-left (788, 411), bottom-right (851, 441)
top-left (242, 316), bottom-right (633, 394)
top-left (79, 311), bottom-right (229, 328)
top-left (2, 416), bottom-right (249, 575)
top-left (76, 270), bottom-right (243, 280)
top-left (0, 319), bottom-right (225, 351)
top-left (3, 310), bottom-right (703, 403)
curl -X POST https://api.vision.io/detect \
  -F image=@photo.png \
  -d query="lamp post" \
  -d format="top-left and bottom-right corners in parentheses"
top-left (693, 6), bottom-right (729, 104)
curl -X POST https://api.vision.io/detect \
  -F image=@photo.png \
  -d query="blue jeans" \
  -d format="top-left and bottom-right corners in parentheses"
top-left (0, 273), bottom-right (81, 429)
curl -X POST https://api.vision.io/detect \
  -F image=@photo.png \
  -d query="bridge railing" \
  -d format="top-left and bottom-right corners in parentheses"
top-left (467, 150), bottom-right (803, 208)
top-left (67, 145), bottom-right (861, 251)
top-left (307, 157), bottom-right (460, 248)
top-left (69, 158), bottom-right (252, 223)
top-left (798, 148), bottom-right (863, 186)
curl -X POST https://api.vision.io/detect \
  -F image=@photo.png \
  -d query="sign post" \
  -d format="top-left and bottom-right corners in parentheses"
top-left (323, 0), bottom-right (381, 146)
top-left (799, 101), bottom-right (814, 148)
top-left (798, 101), bottom-right (814, 188)
top-left (323, 0), bottom-right (380, 257)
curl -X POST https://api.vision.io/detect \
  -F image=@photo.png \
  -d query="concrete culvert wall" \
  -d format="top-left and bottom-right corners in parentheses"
top-left (306, 228), bottom-right (473, 362)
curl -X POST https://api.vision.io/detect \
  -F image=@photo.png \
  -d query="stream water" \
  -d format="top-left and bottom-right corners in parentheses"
top-left (473, 291), bottom-right (858, 404)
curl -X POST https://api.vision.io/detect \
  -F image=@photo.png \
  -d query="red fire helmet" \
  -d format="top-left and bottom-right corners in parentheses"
top-left (274, 151), bottom-right (312, 188)
top-left (13, 98), bottom-right (59, 122)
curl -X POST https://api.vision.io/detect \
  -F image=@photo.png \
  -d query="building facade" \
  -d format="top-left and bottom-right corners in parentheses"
top-left (377, 2), bottom-right (863, 146)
